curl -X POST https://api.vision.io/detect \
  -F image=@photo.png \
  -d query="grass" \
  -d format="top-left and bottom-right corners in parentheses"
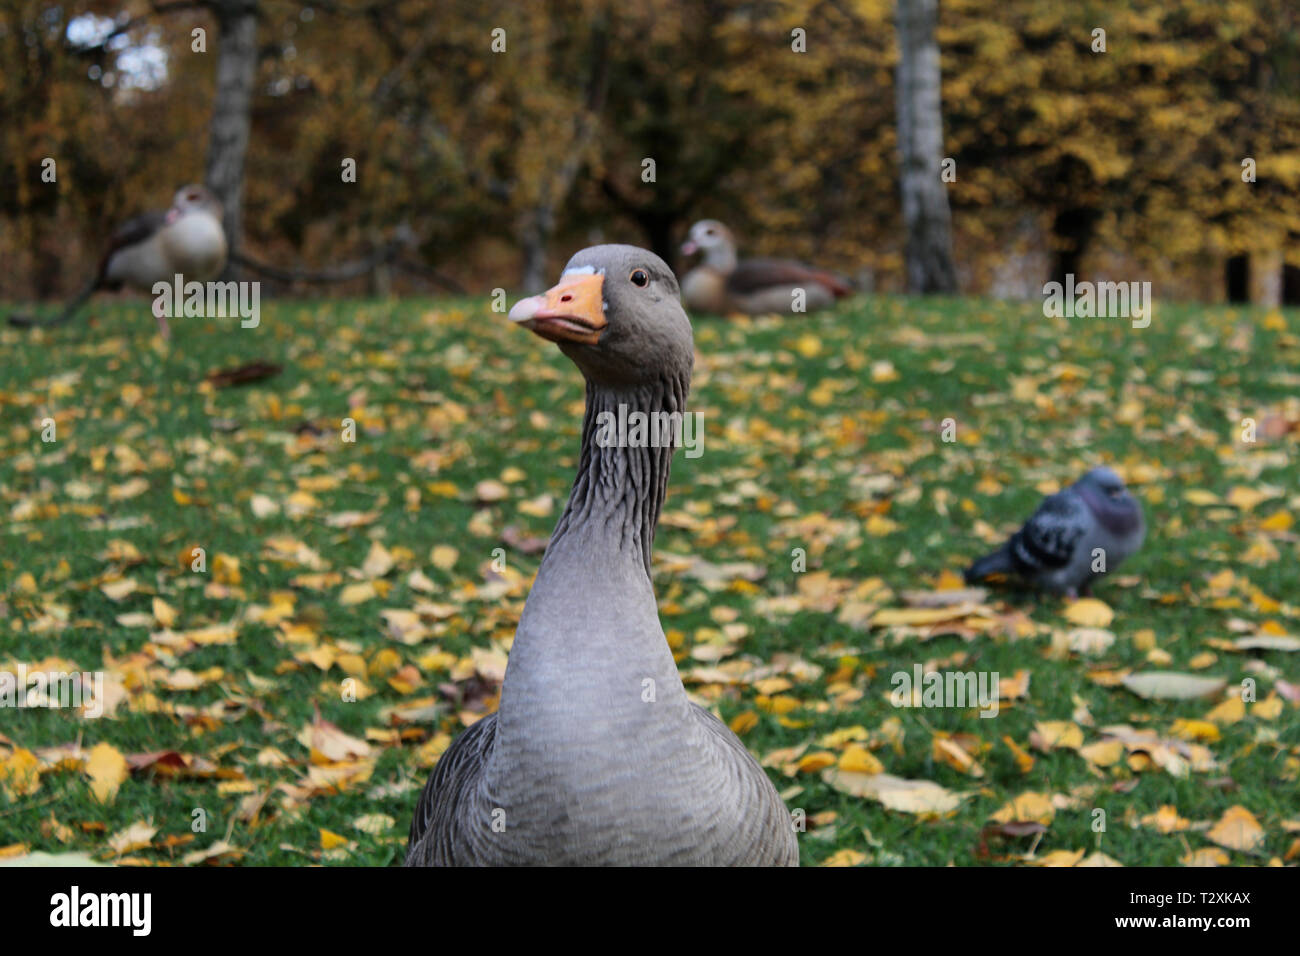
top-left (0, 293), bottom-right (1297, 866)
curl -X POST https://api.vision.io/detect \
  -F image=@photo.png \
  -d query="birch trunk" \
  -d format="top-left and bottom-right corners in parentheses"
top-left (895, 0), bottom-right (957, 294)
top-left (204, 0), bottom-right (259, 277)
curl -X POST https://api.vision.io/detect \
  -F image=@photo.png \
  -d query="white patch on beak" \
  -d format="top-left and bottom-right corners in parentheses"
top-left (561, 265), bottom-right (598, 277)
top-left (508, 295), bottom-right (545, 323)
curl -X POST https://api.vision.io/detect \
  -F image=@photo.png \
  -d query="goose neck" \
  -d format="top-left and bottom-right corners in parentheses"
top-left (544, 375), bottom-right (690, 579)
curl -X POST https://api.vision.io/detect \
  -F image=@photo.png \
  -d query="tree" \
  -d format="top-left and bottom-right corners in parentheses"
top-left (3, 0), bottom-right (1297, 304)
top-left (204, 0), bottom-right (259, 276)
top-left (514, 4), bottom-right (610, 291)
top-left (895, 0), bottom-right (957, 293)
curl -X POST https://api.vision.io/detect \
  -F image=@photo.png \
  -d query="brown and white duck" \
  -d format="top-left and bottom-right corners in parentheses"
top-left (679, 219), bottom-right (852, 316)
top-left (9, 184), bottom-right (227, 337)
top-left (406, 245), bottom-right (798, 866)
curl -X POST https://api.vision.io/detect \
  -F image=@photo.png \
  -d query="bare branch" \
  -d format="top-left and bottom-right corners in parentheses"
top-left (66, 0), bottom-right (209, 58)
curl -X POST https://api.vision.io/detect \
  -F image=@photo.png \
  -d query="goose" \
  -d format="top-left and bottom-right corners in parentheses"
top-left (679, 219), bottom-right (852, 316)
top-left (406, 245), bottom-right (799, 866)
top-left (9, 184), bottom-right (227, 338)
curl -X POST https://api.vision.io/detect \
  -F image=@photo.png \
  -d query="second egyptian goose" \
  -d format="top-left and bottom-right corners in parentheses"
top-left (9, 184), bottom-right (227, 337)
top-left (679, 219), bottom-right (852, 316)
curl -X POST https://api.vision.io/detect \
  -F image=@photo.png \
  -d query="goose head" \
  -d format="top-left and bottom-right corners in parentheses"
top-left (165, 184), bottom-right (223, 225)
top-left (508, 244), bottom-right (693, 387)
top-left (680, 220), bottom-right (738, 270)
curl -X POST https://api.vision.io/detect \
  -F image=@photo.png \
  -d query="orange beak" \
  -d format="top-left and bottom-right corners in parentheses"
top-left (508, 272), bottom-right (607, 345)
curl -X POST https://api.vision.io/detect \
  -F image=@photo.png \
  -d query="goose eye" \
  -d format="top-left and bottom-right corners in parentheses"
top-left (630, 269), bottom-right (649, 287)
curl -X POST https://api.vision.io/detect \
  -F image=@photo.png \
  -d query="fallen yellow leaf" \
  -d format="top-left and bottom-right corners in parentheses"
top-left (85, 742), bottom-right (128, 804)
top-left (1063, 598), bottom-right (1114, 628)
top-left (0, 748), bottom-right (42, 800)
top-left (1206, 805), bottom-right (1265, 853)
top-left (1170, 719), bottom-right (1220, 742)
top-left (1001, 736), bottom-right (1035, 773)
top-left (990, 791), bottom-right (1055, 825)
top-left (152, 597), bottom-right (178, 628)
top-left (108, 821), bottom-right (158, 855)
top-left (1140, 805), bottom-right (1191, 834)
top-left (838, 744), bottom-right (884, 775)
top-left (430, 545), bottom-right (459, 570)
top-left (1034, 721), bottom-right (1084, 751)
top-left (821, 770), bottom-right (964, 814)
top-left (796, 752), bottom-right (837, 774)
top-left (320, 829), bottom-right (349, 850)
top-left (1079, 739), bottom-right (1125, 767)
top-left (821, 849), bottom-right (868, 867)
top-left (1204, 695), bottom-right (1246, 725)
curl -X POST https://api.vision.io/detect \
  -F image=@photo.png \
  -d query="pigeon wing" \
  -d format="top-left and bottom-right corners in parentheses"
top-left (1008, 491), bottom-right (1088, 573)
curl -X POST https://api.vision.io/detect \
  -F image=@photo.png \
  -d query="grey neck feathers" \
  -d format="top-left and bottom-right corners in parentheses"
top-left (548, 373), bottom-right (691, 577)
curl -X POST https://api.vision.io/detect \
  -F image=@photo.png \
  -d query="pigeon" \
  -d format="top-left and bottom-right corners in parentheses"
top-left (963, 467), bottom-right (1145, 597)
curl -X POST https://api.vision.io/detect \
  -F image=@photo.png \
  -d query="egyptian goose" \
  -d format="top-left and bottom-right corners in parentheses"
top-left (10, 184), bottom-right (227, 337)
top-left (406, 245), bottom-right (799, 866)
top-left (679, 219), bottom-right (852, 315)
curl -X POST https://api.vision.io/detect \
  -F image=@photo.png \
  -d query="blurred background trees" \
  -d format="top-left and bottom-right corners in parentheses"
top-left (1, 0), bottom-right (1297, 302)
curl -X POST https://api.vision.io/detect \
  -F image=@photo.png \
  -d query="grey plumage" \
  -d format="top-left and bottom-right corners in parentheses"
top-left (964, 466), bottom-right (1145, 597)
top-left (406, 245), bottom-right (798, 867)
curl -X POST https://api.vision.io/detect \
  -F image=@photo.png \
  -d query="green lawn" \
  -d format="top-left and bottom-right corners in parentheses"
top-left (1, 294), bottom-right (1297, 866)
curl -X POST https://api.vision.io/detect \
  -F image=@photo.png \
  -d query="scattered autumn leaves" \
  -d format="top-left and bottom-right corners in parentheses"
top-left (0, 296), bottom-right (1297, 866)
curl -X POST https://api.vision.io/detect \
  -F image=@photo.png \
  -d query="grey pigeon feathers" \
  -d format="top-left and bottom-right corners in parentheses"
top-left (964, 467), bottom-right (1145, 597)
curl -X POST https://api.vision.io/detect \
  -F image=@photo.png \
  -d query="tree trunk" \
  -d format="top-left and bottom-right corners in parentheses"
top-left (519, 203), bottom-right (554, 293)
top-left (624, 206), bottom-right (676, 269)
top-left (1281, 260), bottom-right (1300, 307)
top-left (204, 0), bottom-right (259, 278)
top-left (1049, 206), bottom-right (1099, 287)
top-left (641, 214), bottom-right (677, 270)
top-left (1225, 254), bottom-right (1250, 303)
top-left (368, 227), bottom-right (392, 297)
top-left (895, 0), bottom-right (957, 294)
top-left (515, 15), bottom-right (609, 290)
top-left (34, 229), bottom-right (61, 299)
